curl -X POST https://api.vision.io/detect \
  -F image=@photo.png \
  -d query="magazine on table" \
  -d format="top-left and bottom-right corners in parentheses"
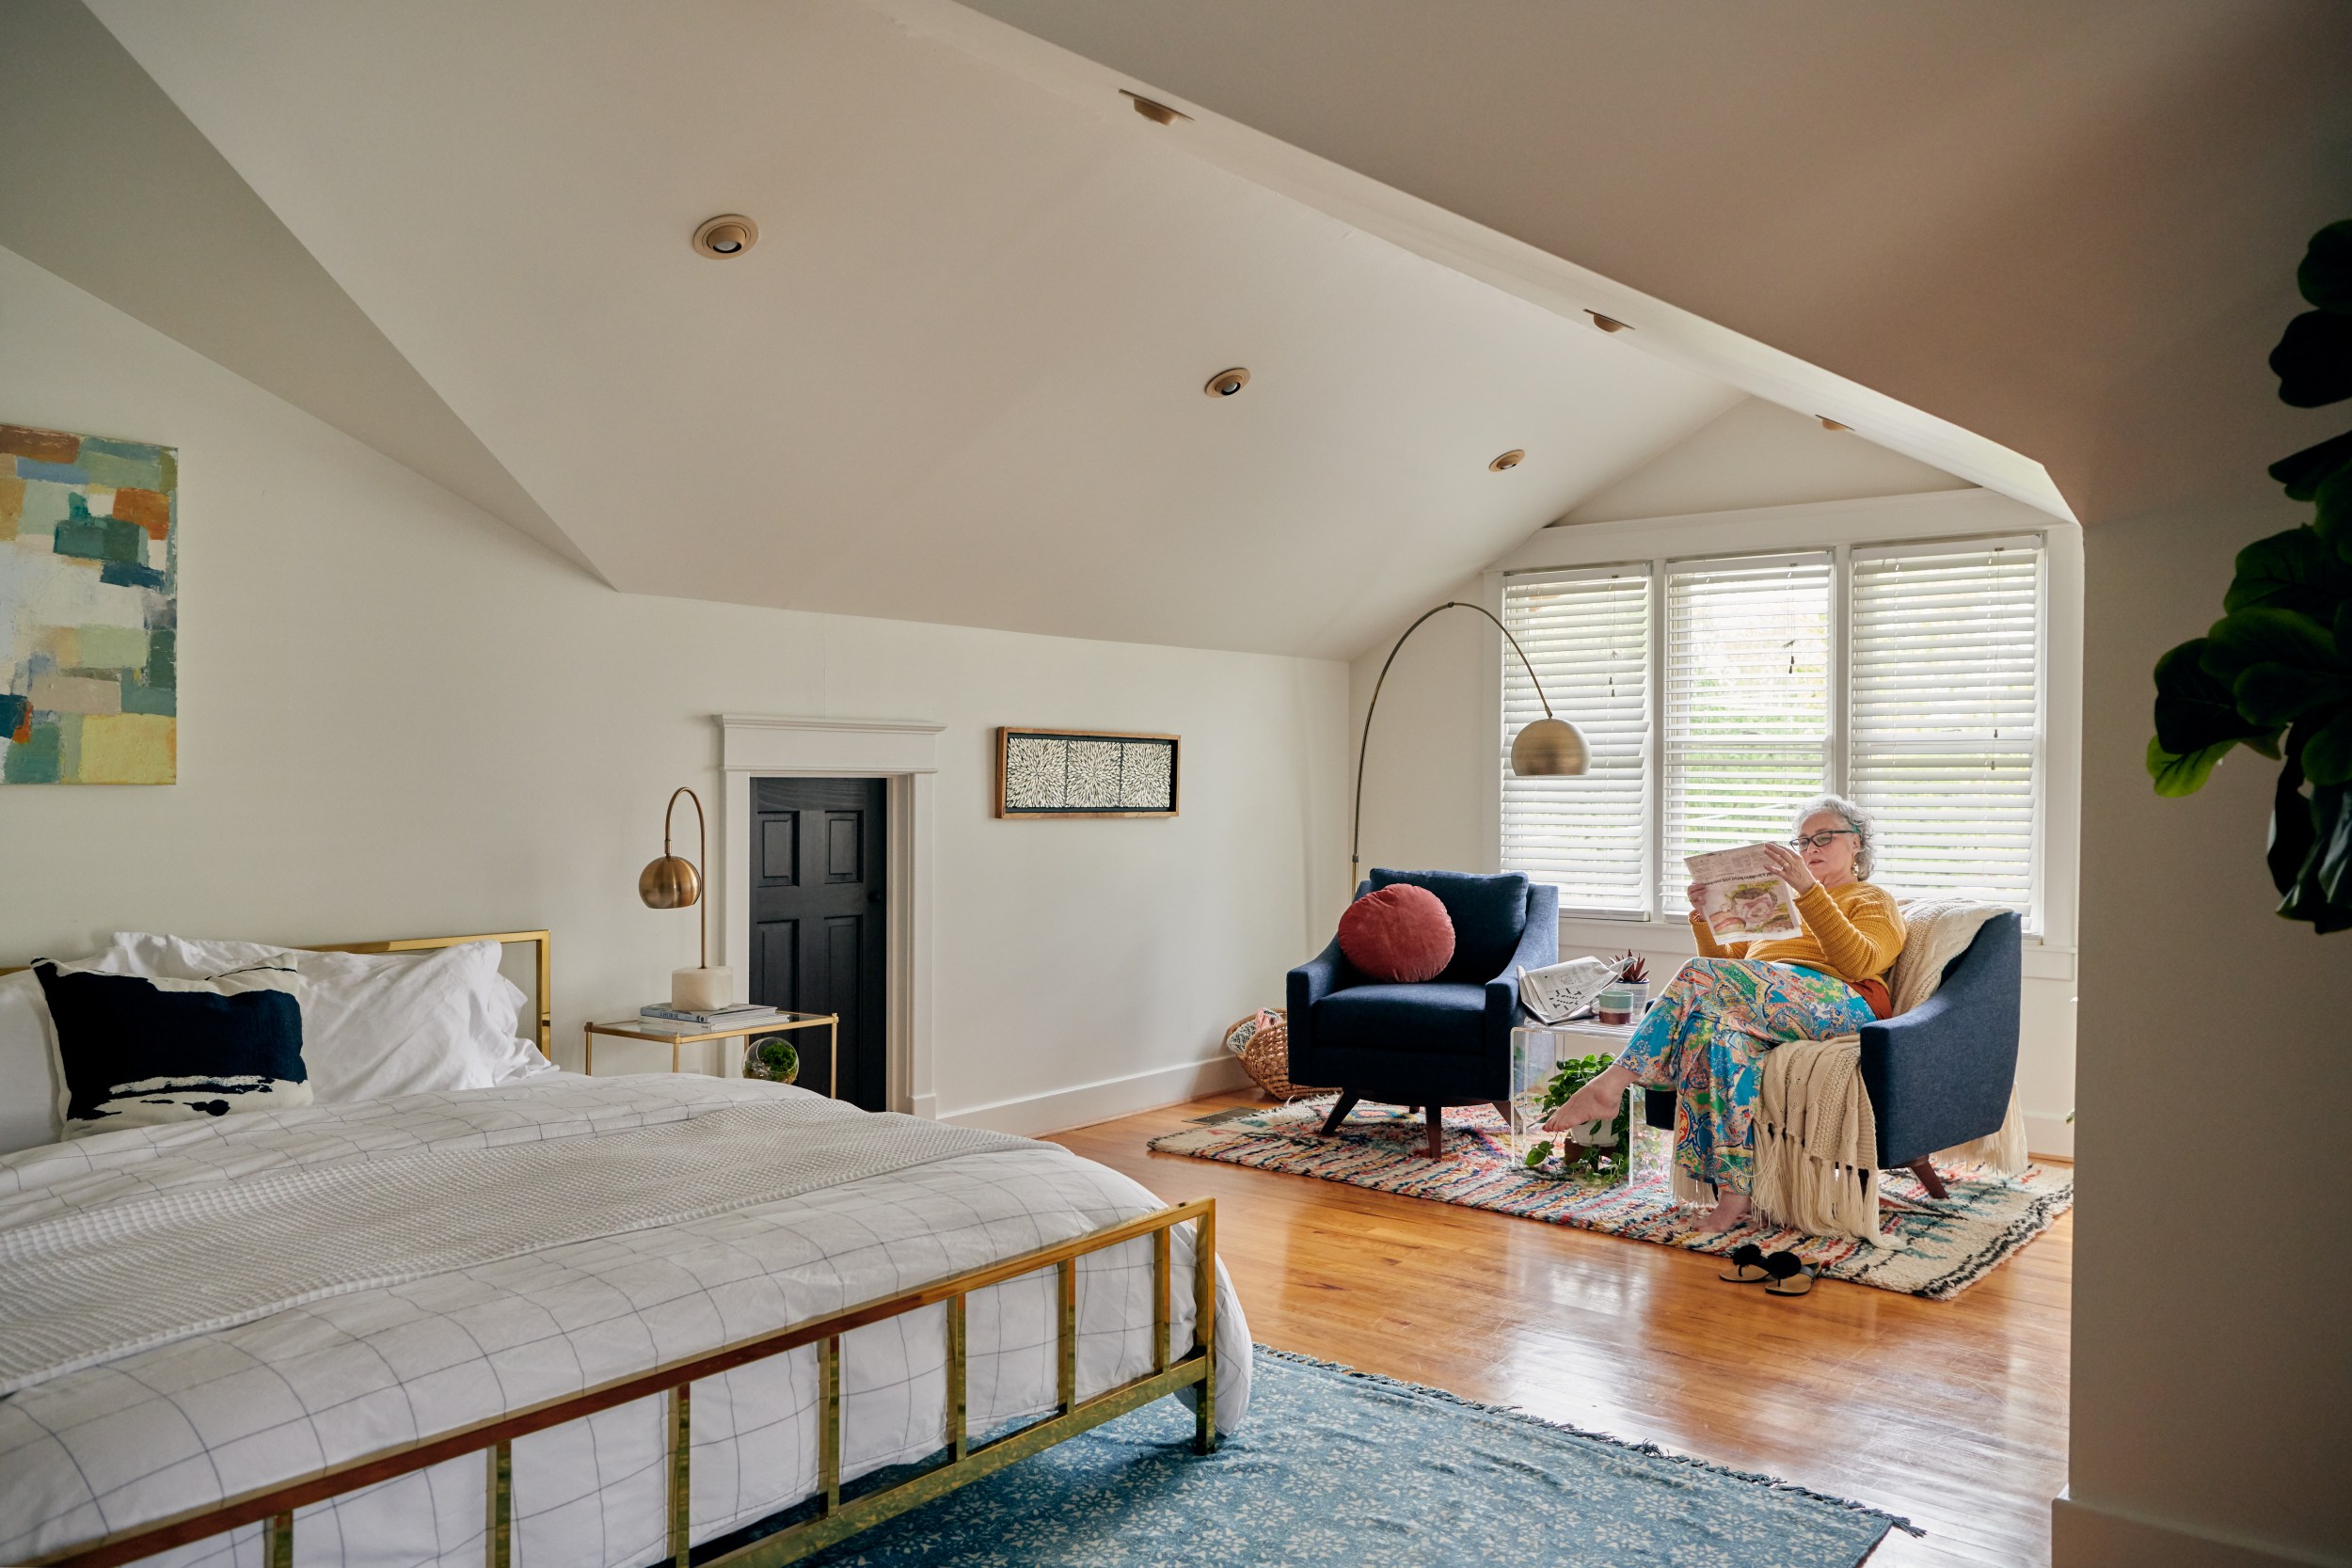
top-left (1516, 955), bottom-right (1628, 1025)
top-left (639, 1002), bottom-right (785, 1026)
top-left (1684, 843), bottom-right (1804, 942)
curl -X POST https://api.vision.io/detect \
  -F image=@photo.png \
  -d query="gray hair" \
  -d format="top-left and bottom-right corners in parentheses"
top-left (1790, 794), bottom-right (1877, 879)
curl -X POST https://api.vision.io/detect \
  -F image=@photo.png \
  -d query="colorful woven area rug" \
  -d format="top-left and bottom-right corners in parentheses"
top-left (779, 1347), bottom-right (1907, 1566)
top-left (1151, 1099), bottom-right (2071, 1299)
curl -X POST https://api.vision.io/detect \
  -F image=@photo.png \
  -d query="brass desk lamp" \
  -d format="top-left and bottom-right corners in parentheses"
top-left (641, 785), bottom-right (733, 1011)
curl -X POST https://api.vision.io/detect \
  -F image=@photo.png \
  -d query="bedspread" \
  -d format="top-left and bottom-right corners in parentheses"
top-left (0, 1075), bottom-right (1250, 1567)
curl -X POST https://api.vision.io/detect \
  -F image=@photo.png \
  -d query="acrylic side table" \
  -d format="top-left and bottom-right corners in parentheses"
top-left (1508, 1019), bottom-right (1667, 1185)
top-left (583, 1011), bottom-right (840, 1097)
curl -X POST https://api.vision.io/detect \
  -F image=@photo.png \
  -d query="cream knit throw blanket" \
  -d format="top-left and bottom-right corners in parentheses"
top-left (1729, 897), bottom-right (2024, 1243)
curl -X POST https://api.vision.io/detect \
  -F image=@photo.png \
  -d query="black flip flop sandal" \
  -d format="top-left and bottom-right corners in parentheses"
top-left (1717, 1243), bottom-right (1771, 1284)
top-left (1763, 1250), bottom-right (1818, 1296)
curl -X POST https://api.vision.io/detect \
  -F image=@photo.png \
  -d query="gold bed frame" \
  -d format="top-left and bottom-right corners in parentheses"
top-left (15, 928), bottom-right (1220, 1568)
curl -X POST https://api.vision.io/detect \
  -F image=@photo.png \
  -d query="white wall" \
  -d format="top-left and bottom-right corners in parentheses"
top-left (1350, 488), bottom-right (2083, 1157)
top-left (2058, 500), bottom-right (2352, 1567)
top-left (1560, 396), bottom-right (1974, 526)
top-left (0, 245), bottom-right (1350, 1132)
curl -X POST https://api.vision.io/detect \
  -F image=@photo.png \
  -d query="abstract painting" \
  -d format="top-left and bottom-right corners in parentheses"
top-left (1, 423), bottom-right (176, 784)
top-left (996, 728), bottom-right (1178, 816)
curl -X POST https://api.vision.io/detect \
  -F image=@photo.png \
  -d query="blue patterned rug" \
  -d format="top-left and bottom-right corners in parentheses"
top-left (764, 1347), bottom-right (1911, 1566)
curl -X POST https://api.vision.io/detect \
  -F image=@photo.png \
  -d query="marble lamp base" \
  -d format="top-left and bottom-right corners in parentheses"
top-left (672, 965), bottom-right (735, 1012)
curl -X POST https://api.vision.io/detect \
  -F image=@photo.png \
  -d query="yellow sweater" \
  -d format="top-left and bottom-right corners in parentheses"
top-left (1690, 880), bottom-right (1906, 987)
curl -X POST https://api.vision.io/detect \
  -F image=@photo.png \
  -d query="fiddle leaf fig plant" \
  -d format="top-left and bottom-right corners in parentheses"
top-left (2149, 218), bottom-right (2352, 932)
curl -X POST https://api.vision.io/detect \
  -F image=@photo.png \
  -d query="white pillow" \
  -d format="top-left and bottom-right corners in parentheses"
top-left (0, 970), bottom-right (68, 1155)
top-left (105, 933), bottom-right (549, 1101)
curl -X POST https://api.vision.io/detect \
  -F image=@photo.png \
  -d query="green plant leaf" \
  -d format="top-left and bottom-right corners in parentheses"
top-left (2304, 707), bottom-right (2352, 785)
top-left (2201, 607), bottom-right (2342, 682)
top-left (2155, 638), bottom-right (2282, 757)
top-left (2316, 785), bottom-right (2352, 905)
top-left (2224, 526), bottom-right (2352, 617)
top-left (2300, 219), bottom-right (2352, 314)
top-left (2148, 736), bottom-right (2234, 796)
top-left (2272, 430), bottom-right (2352, 501)
top-left (2234, 661), bottom-right (2352, 726)
top-left (2279, 785), bottom-right (2352, 932)
top-left (2271, 309), bottom-right (2352, 408)
top-left (1524, 1141), bottom-right (1552, 1167)
top-left (2268, 755), bottom-right (2314, 895)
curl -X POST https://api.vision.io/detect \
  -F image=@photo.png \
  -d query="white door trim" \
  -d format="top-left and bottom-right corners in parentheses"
top-left (716, 714), bottom-right (946, 1118)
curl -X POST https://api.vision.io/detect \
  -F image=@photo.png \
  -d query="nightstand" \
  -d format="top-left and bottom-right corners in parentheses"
top-left (583, 1011), bottom-right (840, 1097)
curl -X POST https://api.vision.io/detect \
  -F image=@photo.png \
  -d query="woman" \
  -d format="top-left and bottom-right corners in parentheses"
top-left (1544, 796), bottom-right (1905, 1234)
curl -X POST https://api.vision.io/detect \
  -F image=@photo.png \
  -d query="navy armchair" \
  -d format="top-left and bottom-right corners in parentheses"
top-left (1642, 910), bottom-right (2023, 1196)
top-left (1288, 869), bottom-right (1559, 1159)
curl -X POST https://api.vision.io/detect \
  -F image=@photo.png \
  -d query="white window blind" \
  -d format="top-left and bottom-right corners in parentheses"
top-left (1661, 554), bottom-right (1832, 911)
top-left (1850, 538), bottom-right (2042, 911)
top-left (1501, 566), bottom-right (1651, 914)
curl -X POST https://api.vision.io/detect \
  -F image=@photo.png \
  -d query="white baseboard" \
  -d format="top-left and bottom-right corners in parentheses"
top-left (2053, 1492), bottom-right (2349, 1568)
top-left (938, 1055), bottom-right (1252, 1136)
top-left (2026, 1111), bottom-right (2075, 1161)
top-left (908, 1093), bottom-right (939, 1121)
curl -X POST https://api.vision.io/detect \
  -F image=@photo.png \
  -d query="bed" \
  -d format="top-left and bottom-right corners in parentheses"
top-left (0, 931), bottom-right (1246, 1568)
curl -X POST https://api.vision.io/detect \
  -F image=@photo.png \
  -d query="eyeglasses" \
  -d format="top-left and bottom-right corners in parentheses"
top-left (1788, 831), bottom-right (1858, 850)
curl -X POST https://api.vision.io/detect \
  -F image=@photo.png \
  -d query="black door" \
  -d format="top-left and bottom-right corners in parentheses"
top-left (748, 777), bottom-right (888, 1110)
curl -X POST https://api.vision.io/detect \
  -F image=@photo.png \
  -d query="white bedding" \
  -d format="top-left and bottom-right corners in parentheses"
top-left (0, 1075), bottom-right (1250, 1567)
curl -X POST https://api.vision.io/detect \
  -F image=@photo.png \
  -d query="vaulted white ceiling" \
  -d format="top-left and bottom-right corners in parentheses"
top-left (65, 0), bottom-right (2103, 658)
top-left (69, 0), bottom-right (1747, 657)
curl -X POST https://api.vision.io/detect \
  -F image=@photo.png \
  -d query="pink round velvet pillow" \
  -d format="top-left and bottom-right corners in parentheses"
top-left (1337, 884), bottom-right (1455, 983)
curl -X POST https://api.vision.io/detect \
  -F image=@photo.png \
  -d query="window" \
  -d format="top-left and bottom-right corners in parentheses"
top-left (1662, 554), bottom-right (1832, 912)
top-left (1501, 533), bottom-right (2044, 923)
top-left (1848, 539), bottom-right (2042, 907)
top-left (1501, 567), bottom-right (1650, 914)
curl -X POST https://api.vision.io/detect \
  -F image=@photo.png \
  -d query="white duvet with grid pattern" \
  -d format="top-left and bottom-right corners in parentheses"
top-left (0, 1074), bottom-right (1249, 1567)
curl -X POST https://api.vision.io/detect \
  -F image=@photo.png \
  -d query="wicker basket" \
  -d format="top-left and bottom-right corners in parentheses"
top-left (1222, 1008), bottom-right (1333, 1101)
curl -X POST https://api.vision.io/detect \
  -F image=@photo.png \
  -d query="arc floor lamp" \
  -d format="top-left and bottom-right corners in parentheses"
top-left (1351, 600), bottom-right (1588, 895)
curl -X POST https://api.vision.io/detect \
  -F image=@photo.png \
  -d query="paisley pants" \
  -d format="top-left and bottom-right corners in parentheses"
top-left (1613, 958), bottom-right (1875, 1197)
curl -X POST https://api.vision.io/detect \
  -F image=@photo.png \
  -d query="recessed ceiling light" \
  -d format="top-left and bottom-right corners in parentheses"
top-left (1121, 90), bottom-right (1192, 126)
top-left (1489, 450), bottom-right (1526, 471)
top-left (1586, 311), bottom-right (1630, 333)
top-left (1203, 367), bottom-right (1250, 397)
top-left (692, 214), bottom-right (758, 259)
top-left (1819, 416), bottom-right (1851, 433)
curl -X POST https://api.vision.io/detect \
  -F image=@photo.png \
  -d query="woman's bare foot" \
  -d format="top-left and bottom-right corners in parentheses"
top-left (1542, 1062), bottom-right (1636, 1132)
top-left (1692, 1193), bottom-right (1752, 1234)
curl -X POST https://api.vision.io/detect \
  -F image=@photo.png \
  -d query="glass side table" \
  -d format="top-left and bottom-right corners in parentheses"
top-left (1508, 1020), bottom-right (1668, 1187)
top-left (583, 1011), bottom-right (840, 1097)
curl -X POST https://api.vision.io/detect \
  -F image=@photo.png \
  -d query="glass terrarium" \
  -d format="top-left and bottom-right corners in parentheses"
top-left (742, 1034), bottom-right (800, 1085)
top-left (1508, 1024), bottom-right (1667, 1188)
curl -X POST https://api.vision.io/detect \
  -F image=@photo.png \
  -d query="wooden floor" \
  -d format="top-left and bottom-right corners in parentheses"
top-left (1048, 1090), bottom-right (2072, 1568)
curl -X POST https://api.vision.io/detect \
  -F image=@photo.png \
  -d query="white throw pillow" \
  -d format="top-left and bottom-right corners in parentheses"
top-left (105, 933), bottom-right (548, 1101)
top-left (0, 970), bottom-right (67, 1155)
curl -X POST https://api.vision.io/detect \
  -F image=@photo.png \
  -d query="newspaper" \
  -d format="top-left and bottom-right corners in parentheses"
top-left (1516, 955), bottom-right (1627, 1025)
top-left (1685, 843), bottom-right (1803, 942)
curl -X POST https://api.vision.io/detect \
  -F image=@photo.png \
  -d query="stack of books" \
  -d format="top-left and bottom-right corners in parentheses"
top-left (632, 1002), bottom-right (787, 1034)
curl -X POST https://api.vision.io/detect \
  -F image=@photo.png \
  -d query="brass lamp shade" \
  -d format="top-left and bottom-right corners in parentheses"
top-left (639, 854), bottom-right (702, 910)
top-left (1510, 717), bottom-right (1589, 777)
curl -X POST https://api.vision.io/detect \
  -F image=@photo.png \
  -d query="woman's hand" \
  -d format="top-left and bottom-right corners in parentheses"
top-left (1761, 842), bottom-right (1818, 895)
